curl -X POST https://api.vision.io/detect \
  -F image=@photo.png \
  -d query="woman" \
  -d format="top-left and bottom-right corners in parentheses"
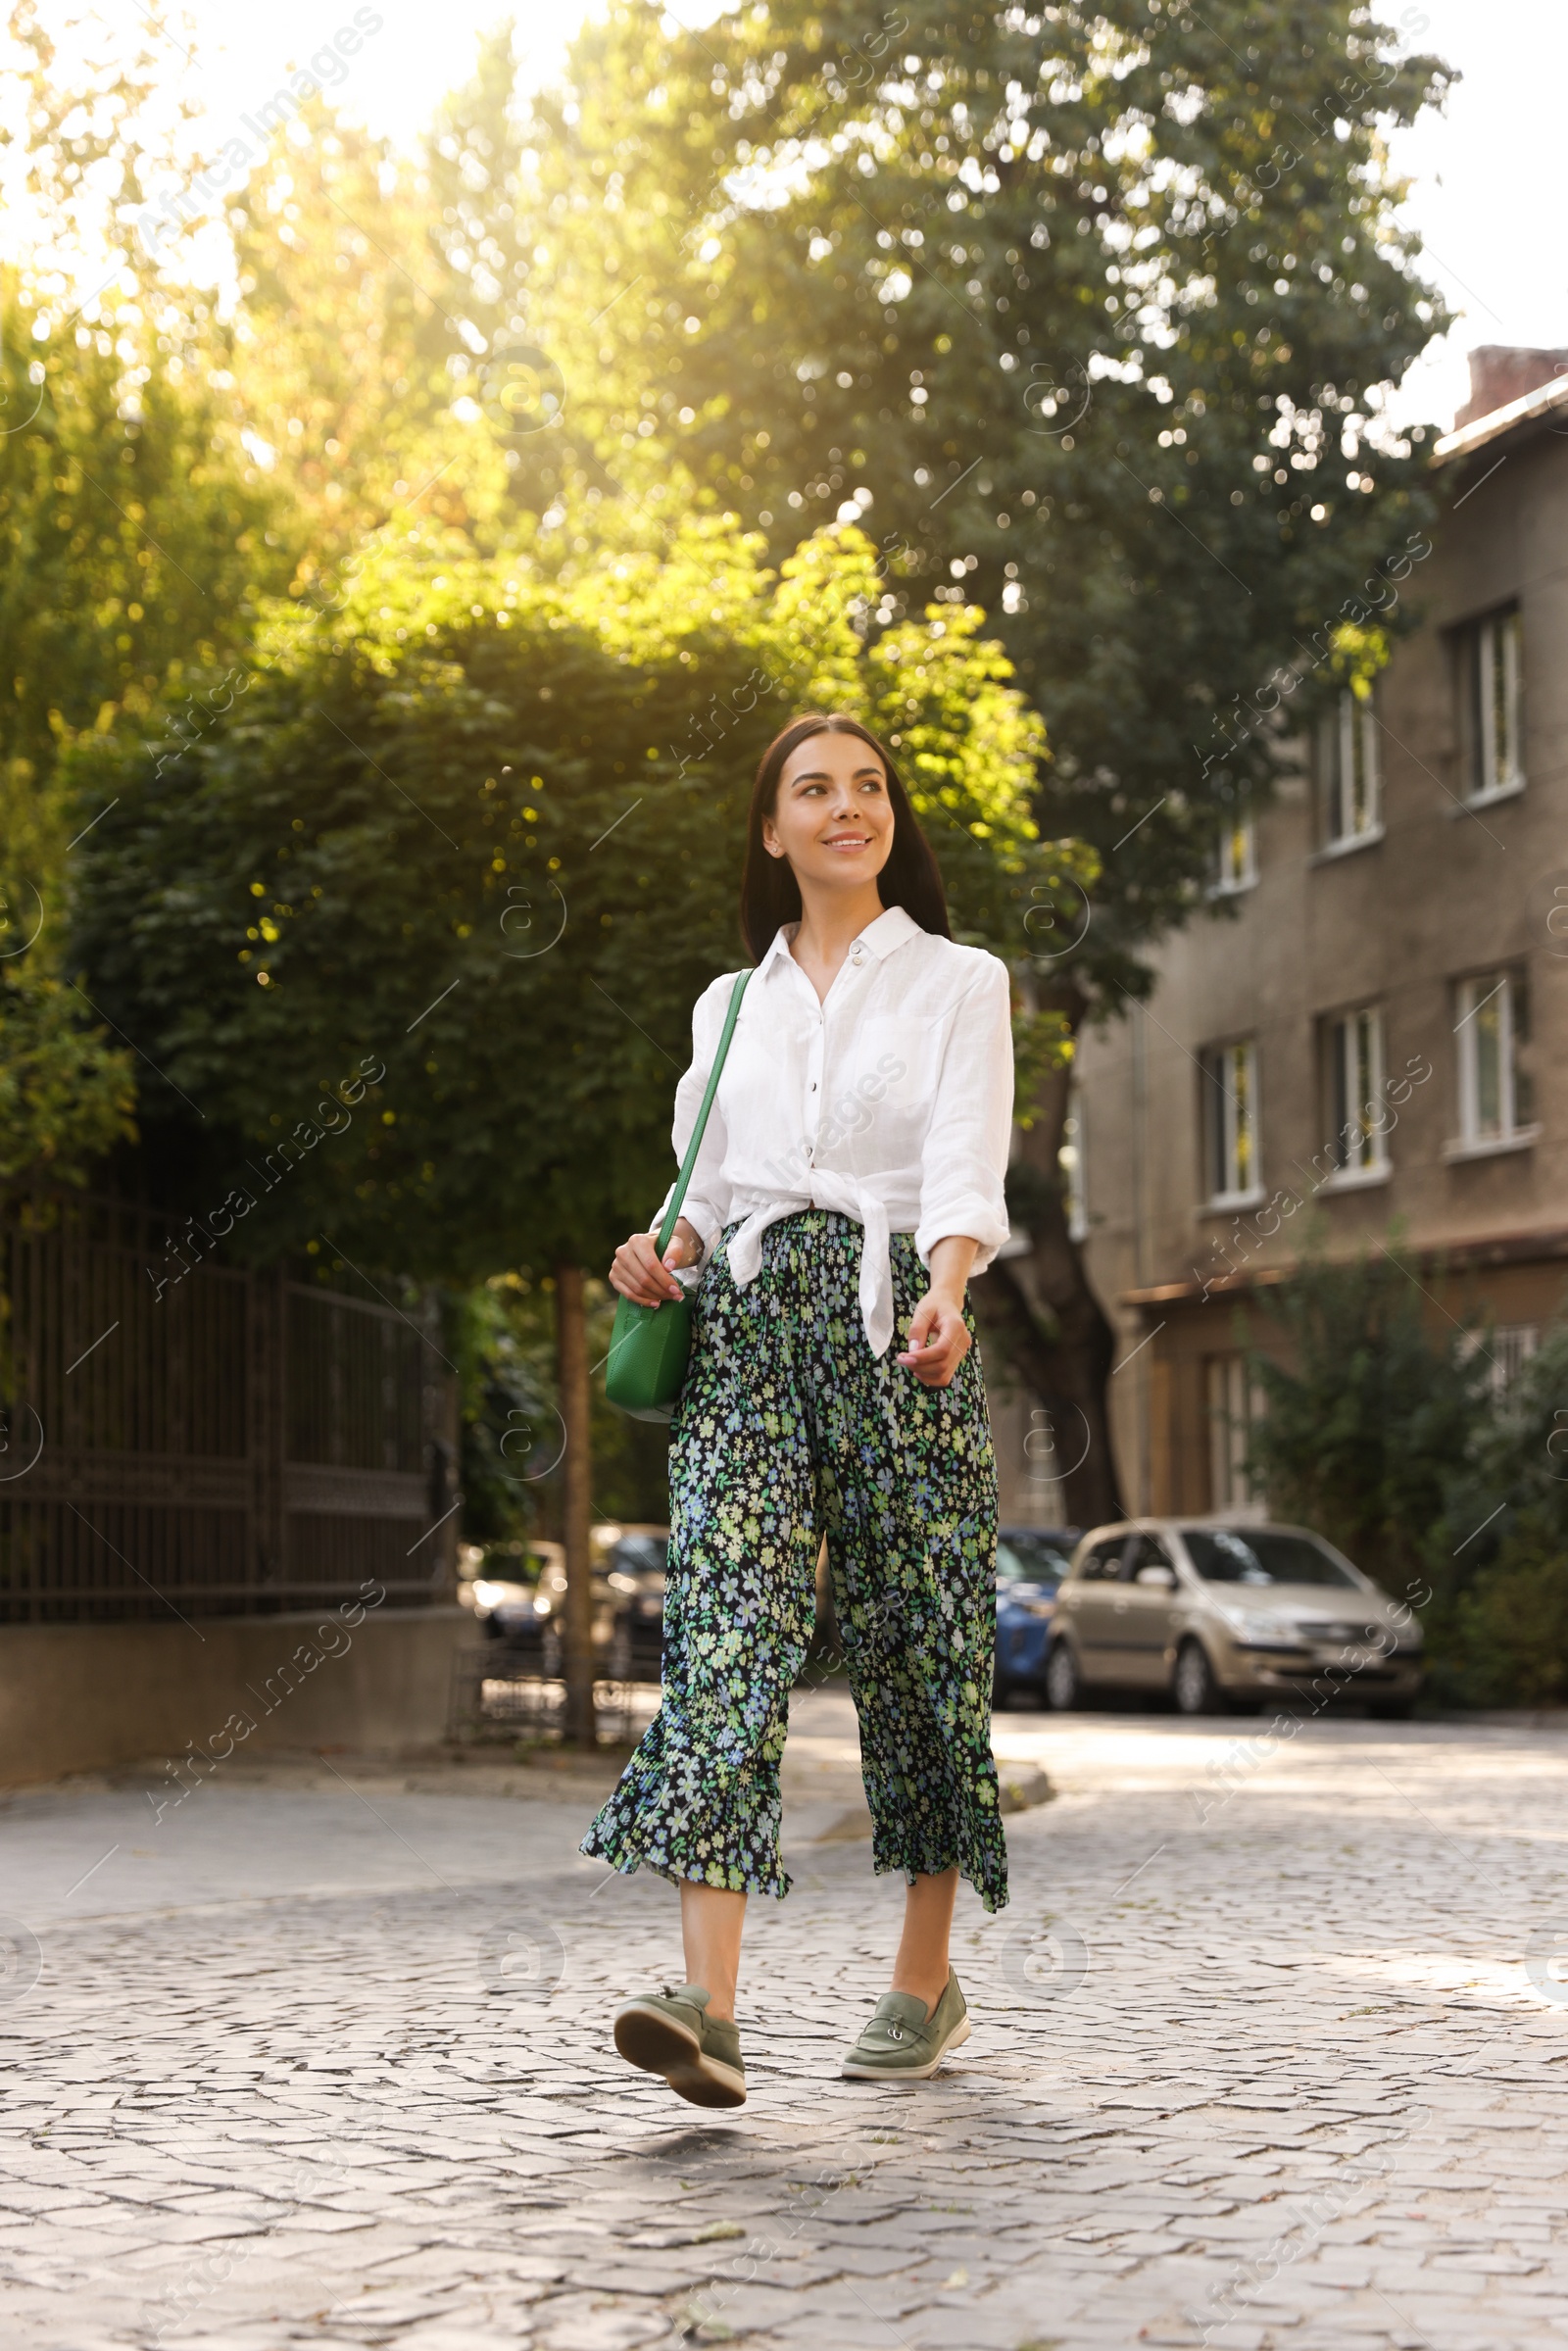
top-left (583, 710), bottom-right (1013, 2107)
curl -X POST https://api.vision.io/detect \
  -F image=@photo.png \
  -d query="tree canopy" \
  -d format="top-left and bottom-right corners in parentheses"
top-left (7, 0), bottom-right (1460, 1534)
top-left (66, 517), bottom-right (1086, 1281)
top-left (508, 0), bottom-right (1452, 980)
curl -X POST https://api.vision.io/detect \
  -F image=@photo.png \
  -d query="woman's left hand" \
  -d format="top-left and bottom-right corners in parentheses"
top-left (897, 1290), bottom-right (971, 1388)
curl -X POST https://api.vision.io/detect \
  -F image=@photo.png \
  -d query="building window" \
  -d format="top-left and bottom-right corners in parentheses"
top-left (1202, 1040), bottom-right (1260, 1205)
top-left (1317, 688), bottom-right (1382, 848)
top-left (1058, 1081), bottom-right (1088, 1242)
top-left (1460, 607), bottom-right (1524, 804)
top-left (1206, 1355), bottom-right (1262, 1512)
top-left (1212, 806), bottom-right (1257, 893)
top-left (1325, 1005), bottom-right (1389, 1179)
top-left (1460, 1322), bottom-right (1541, 1397)
top-left (1492, 1324), bottom-right (1541, 1396)
top-left (1454, 968), bottom-right (1534, 1148)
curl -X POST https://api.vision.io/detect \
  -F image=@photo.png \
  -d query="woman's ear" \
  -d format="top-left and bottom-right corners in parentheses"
top-left (760, 818), bottom-right (785, 860)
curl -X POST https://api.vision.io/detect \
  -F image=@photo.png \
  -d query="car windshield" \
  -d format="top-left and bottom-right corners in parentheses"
top-left (1183, 1528), bottom-right (1359, 1589)
top-left (610, 1536), bottom-right (668, 1578)
top-left (996, 1536), bottom-right (1073, 1587)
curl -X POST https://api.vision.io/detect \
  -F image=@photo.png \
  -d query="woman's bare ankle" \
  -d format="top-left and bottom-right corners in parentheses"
top-left (890, 1966), bottom-right (949, 2014)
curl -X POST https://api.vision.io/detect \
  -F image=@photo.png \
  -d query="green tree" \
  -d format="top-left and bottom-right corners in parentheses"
top-left (496, 0), bottom-right (1452, 1511)
top-left (0, 0), bottom-right (280, 1195)
top-left (220, 107), bottom-right (515, 580)
top-left (1428, 1323), bottom-right (1568, 1707)
top-left (1241, 1235), bottom-right (1490, 1610)
top-left (1447, 1518), bottom-right (1568, 1711)
top-left (0, 275), bottom-right (278, 1193)
top-left (458, 1271), bottom-right (669, 1555)
top-left (67, 515), bottom-right (1084, 1734)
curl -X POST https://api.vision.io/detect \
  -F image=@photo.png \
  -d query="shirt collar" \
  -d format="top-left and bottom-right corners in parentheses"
top-left (857, 905), bottom-right (923, 960)
top-left (758, 903), bottom-right (923, 979)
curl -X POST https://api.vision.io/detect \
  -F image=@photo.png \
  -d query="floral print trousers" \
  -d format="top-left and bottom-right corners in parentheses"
top-left (582, 1210), bottom-right (1009, 1913)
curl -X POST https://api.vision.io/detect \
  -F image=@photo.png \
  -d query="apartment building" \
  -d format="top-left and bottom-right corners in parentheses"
top-left (1070, 347), bottom-right (1568, 1517)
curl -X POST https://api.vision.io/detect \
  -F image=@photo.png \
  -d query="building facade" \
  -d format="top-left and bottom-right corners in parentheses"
top-left (1071, 350), bottom-right (1568, 1518)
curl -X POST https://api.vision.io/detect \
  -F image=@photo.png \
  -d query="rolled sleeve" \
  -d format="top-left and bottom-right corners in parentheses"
top-left (650, 975), bottom-right (735, 1258)
top-left (914, 957), bottom-right (1014, 1275)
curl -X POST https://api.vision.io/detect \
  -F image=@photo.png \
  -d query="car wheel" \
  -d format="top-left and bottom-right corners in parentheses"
top-left (1368, 1698), bottom-right (1413, 1721)
top-left (1044, 1640), bottom-right (1081, 1712)
top-left (1172, 1639), bottom-right (1225, 1716)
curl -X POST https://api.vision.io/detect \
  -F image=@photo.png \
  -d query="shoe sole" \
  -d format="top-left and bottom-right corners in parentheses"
top-left (613, 2002), bottom-right (748, 2109)
top-left (840, 2013), bottom-right (971, 2081)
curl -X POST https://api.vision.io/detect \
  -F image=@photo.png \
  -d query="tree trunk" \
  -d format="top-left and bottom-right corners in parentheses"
top-left (555, 1261), bottom-right (597, 1750)
top-left (972, 994), bottom-right (1126, 1530)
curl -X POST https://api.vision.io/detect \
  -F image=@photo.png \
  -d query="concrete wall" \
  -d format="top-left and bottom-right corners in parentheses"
top-left (0, 1606), bottom-right (480, 1789)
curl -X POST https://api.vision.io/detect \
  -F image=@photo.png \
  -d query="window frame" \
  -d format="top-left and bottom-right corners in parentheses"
top-left (1458, 605), bottom-right (1526, 808)
top-left (1321, 1004), bottom-right (1391, 1189)
top-left (1315, 687), bottom-right (1383, 856)
top-left (1450, 965), bottom-right (1538, 1156)
top-left (1201, 1038), bottom-right (1262, 1209)
top-left (1462, 1323), bottom-right (1542, 1398)
top-left (1205, 1355), bottom-right (1263, 1514)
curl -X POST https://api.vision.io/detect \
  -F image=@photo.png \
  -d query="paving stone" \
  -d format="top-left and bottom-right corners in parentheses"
top-left (4, 1700), bottom-right (1568, 2348)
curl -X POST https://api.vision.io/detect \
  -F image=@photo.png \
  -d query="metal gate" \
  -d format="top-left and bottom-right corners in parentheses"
top-left (0, 1190), bottom-right (458, 1624)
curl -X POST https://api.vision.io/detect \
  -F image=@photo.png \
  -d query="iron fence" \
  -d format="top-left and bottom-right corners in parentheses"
top-left (1, 1189), bottom-right (459, 1624)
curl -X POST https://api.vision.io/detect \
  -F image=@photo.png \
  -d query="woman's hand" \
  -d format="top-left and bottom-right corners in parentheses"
top-left (610, 1216), bottom-right (704, 1306)
top-left (897, 1290), bottom-right (972, 1387)
top-left (896, 1236), bottom-right (979, 1388)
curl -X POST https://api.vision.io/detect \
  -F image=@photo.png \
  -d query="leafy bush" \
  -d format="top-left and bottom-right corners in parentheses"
top-left (1241, 1235), bottom-right (1490, 1607)
top-left (1241, 1240), bottom-right (1568, 1707)
top-left (1427, 1323), bottom-right (1568, 1707)
top-left (1448, 1516), bottom-right (1568, 1709)
top-left (64, 519), bottom-right (1086, 1286)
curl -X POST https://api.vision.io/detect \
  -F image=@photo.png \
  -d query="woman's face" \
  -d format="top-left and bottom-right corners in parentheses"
top-left (762, 730), bottom-right (895, 897)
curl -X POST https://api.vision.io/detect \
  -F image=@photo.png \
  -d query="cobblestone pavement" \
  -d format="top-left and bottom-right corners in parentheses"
top-left (3, 1695), bottom-right (1568, 2351)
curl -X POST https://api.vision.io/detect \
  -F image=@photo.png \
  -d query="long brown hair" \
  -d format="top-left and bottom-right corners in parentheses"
top-left (739, 713), bottom-right (951, 962)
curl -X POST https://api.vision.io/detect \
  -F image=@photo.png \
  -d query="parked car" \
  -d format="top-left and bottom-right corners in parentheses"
top-left (465, 1541), bottom-right (561, 1667)
top-left (993, 1527), bottom-right (1080, 1708)
top-left (1044, 1521), bottom-right (1425, 1717)
top-left (469, 1526), bottom-right (668, 1682)
top-left (599, 1529), bottom-right (667, 1681)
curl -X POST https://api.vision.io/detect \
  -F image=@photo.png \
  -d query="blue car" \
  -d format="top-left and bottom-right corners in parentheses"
top-left (994, 1527), bottom-right (1080, 1708)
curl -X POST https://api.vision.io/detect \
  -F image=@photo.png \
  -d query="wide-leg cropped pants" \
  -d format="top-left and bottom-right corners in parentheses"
top-left (581, 1210), bottom-right (1009, 1913)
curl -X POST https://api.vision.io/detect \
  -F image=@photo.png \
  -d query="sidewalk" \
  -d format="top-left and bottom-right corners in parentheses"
top-left (2, 1692), bottom-right (1566, 2348)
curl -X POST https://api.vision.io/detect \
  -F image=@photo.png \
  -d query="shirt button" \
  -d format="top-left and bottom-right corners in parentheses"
top-left (850, 944), bottom-right (866, 965)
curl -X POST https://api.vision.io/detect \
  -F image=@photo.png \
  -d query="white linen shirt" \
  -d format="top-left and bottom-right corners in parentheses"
top-left (652, 905), bottom-right (1014, 1357)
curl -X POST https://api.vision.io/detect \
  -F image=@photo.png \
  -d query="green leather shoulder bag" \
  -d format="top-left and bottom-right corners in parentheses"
top-left (605, 968), bottom-right (752, 1423)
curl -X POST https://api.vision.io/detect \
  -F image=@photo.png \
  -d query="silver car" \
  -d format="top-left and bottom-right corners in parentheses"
top-left (1044, 1520), bottom-right (1425, 1719)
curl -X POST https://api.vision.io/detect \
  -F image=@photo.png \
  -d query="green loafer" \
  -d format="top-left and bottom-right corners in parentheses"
top-left (613, 1983), bottom-right (747, 2109)
top-left (841, 1970), bottom-right (970, 2081)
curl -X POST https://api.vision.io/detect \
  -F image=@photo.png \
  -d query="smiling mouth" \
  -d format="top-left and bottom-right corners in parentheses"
top-left (823, 833), bottom-right (871, 848)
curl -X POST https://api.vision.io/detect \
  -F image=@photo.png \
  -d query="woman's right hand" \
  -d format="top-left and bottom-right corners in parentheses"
top-left (609, 1217), bottom-right (704, 1305)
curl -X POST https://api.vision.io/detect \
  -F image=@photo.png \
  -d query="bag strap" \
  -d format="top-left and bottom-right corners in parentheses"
top-left (656, 968), bottom-right (753, 1257)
